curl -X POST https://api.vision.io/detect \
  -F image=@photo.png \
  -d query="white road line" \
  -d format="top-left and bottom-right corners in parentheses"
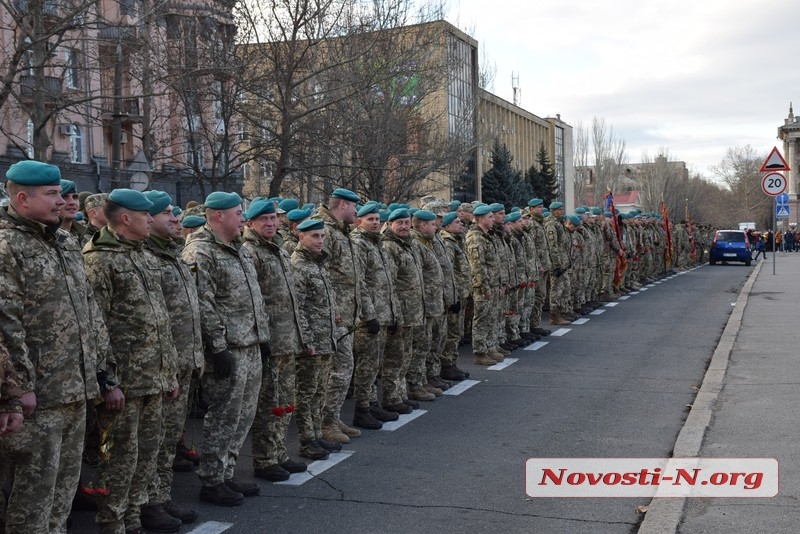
top-left (275, 451), bottom-right (355, 486)
top-left (488, 357), bottom-right (518, 370)
top-left (443, 379), bottom-right (480, 395)
top-left (618, 295), bottom-right (630, 300)
top-left (379, 409), bottom-right (428, 431)
top-left (571, 318), bottom-right (589, 325)
top-left (646, 284), bottom-right (656, 287)
top-left (655, 281), bottom-right (663, 284)
top-left (590, 309), bottom-right (606, 316)
top-left (628, 291), bottom-right (640, 295)
top-left (187, 521), bottom-right (234, 534)
top-left (549, 328), bottom-right (571, 336)
top-left (639, 287), bottom-right (649, 292)
top-left (523, 341), bottom-right (549, 350)
top-left (604, 302), bottom-right (619, 307)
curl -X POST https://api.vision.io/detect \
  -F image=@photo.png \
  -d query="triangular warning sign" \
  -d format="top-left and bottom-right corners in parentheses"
top-left (760, 147), bottom-right (790, 172)
top-left (778, 206), bottom-right (790, 217)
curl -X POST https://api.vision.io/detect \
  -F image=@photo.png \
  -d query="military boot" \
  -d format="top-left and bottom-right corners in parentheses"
top-left (369, 401), bottom-right (399, 421)
top-left (440, 364), bottom-right (466, 381)
top-left (162, 500), bottom-right (198, 524)
top-left (299, 440), bottom-right (329, 461)
top-left (383, 401), bottom-right (413, 414)
top-left (489, 350), bottom-right (506, 362)
top-left (337, 419), bottom-right (362, 438)
top-left (198, 483), bottom-right (243, 507)
top-left (408, 387), bottom-right (436, 401)
top-left (549, 310), bottom-right (571, 326)
top-left (322, 418), bottom-right (349, 443)
top-left (352, 407), bottom-right (383, 430)
top-left (473, 353), bottom-right (496, 365)
top-left (532, 327), bottom-right (552, 336)
top-left (140, 504), bottom-right (182, 533)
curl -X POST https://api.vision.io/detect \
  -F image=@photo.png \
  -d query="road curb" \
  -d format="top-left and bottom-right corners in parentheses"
top-left (637, 262), bottom-right (763, 534)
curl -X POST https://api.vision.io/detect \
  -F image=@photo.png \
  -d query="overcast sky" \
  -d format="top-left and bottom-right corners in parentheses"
top-left (446, 0), bottom-right (799, 178)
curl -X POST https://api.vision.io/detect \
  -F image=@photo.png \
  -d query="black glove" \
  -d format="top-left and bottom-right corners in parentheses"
top-left (259, 342), bottom-right (271, 365)
top-left (212, 350), bottom-right (234, 380)
top-left (365, 319), bottom-right (380, 335)
top-left (449, 302), bottom-right (461, 314)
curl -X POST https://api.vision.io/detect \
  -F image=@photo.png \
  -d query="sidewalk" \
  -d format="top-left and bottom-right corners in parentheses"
top-left (639, 252), bottom-right (800, 533)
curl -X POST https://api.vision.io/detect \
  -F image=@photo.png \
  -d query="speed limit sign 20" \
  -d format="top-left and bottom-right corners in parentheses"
top-left (762, 172), bottom-right (787, 196)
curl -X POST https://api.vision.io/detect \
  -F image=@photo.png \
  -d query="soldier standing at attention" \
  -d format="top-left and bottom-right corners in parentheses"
top-left (242, 199), bottom-right (311, 479)
top-left (83, 188), bottom-right (180, 534)
top-left (82, 193), bottom-right (109, 246)
top-left (0, 161), bottom-right (118, 534)
top-left (291, 218), bottom-right (342, 460)
top-left (142, 190), bottom-right (204, 526)
top-left (312, 188), bottom-right (363, 444)
top-left (440, 212), bottom-right (471, 381)
top-left (545, 202), bottom-right (573, 326)
top-left (182, 192), bottom-right (270, 506)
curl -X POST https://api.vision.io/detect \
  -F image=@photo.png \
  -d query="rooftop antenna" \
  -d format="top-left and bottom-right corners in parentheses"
top-left (512, 72), bottom-right (520, 106)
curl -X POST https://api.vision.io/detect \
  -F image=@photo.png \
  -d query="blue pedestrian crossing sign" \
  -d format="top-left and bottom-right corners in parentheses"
top-left (777, 205), bottom-right (790, 219)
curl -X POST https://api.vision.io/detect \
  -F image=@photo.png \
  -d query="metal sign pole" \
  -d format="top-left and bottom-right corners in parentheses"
top-left (773, 196), bottom-right (777, 275)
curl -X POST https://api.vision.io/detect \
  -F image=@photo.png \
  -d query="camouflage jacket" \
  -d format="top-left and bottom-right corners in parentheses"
top-left (290, 244), bottom-right (337, 355)
top-left (351, 227), bottom-right (400, 326)
top-left (0, 206), bottom-right (109, 408)
top-left (520, 227), bottom-right (540, 282)
top-left (145, 235), bottom-right (204, 372)
top-left (84, 226), bottom-right (177, 397)
top-left (313, 206), bottom-right (362, 327)
top-left (545, 214), bottom-right (571, 270)
top-left (508, 232), bottom-right (526, 286)
top-left (441, 230), bottom-right (471, 301)
top-left (490, 226), bottom-right (511, 286)
top-left (601, 219), bottom-right (622, 255)
top-left (282, 231), bottom-right (298, 256)
top-left (182, 226), bottom-right (269, 355)
top-left (465, 226), bottom-right (499, 297)
top-left (381, 227), bottom-right (425, 327)
top-left (530, 212), bottom-right (551, 272)
top-left (411, 231), bottom-right (445, 317)
top-left (0, 333), bottom-right (23, 413)
top-left (432, 232), bottom-right (458, 307)
top-left (242, 227), bottom-right (305, 356)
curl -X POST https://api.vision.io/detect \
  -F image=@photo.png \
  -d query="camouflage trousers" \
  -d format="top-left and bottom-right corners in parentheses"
top-left (442, 308), bottom-right (464, 367)
top-left (353, 325), bottom-right (388, 409)
top-left (424, 314), bottom-right (447, 380)
top-left (548, 270), bottom-right (572, 312)
top-left (519, 284), bottom-right (535, 334)
top-left (532, 274), bottom-right (548, 329)
top-left (295, 353), bottom-right (332, 443)
top-left (323, 326), bottom-right (354, 423)
top-left (381, 326), bottom-right (413, 406)
top-left (96, 394), bottom-right (163, 533)
top-left (198, 344), bottom-right (261, 487)
top-left (505, 287), bottom-right (522, 340)
top-left (495, 291), bottom-right (508, 345)
top-left (601, 256), bottom-right (616, 294)
top-left (570, 266), bottom-right (586, 307)
top-left (149, 367), bottom-right (194, 505)
top-left (252, 352), bottom-right (297, 468)
top-left (408, 320), bottom-right (432, 389)
top-left (471, 291), bottom-right (496, 354)
top-left (2, 400), bottom-right (85, 534)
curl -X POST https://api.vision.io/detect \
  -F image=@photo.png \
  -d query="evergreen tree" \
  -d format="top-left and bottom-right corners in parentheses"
top-left (526, 141), bottom-right (560, 205)
top-left (481, 139), bottom-right (532, 207)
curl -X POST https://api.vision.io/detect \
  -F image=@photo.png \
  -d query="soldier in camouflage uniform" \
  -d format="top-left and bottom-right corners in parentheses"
top-left (0, 161), bottom-right (117, 534)
top-left (440, 213), bottom-right (471, 380)
top-left (489, 204), bottom-right (512, 352)
top-left (600, 211), bottom-right (624, 300)
top-left (58, 179), bottom-right (87, 241)
top-left (0, 333), bottom-right (24, 434)
top-left (527, 199), bottom-right (551, 336)
top-left (350, 203), bottom-right (401, 430)
top-left (81, 193), bottom-right (108, 247)
top-left (83, 189), bottom-right (180, 534)
top-left (312, 188), bottom-right (363, 443)
top-left (281, 208), bottom-right (310, 256)
top-left (428, 211), bottom-right (459, 390)
top-left (290, 219), bottom-right (341, 460)
top-left (466, 205), bottom-right (503, 365)
top-left (182, 191), bottom-right (270, 507)
top-left (242, 199), bottom-right (310, 480)
top-left (505, 212), bottom-right (527, 345)
top-left (142, 191), bottom-right (203, 526)
top-left (381, 209), bottom-right (425, 413)
top-left (545, 202), bottom-right (573, 325)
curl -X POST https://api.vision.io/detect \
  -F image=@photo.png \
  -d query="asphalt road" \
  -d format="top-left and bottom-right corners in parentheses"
top-left (68, 262), bottom-right (754, 534)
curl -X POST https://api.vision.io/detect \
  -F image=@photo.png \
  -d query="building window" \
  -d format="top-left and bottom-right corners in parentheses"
top-left (23, 37), bottom-right (33, 75)
top-left (65, 48), bottom-right (80, 89)
top-left (69, 125), bottom-right (84, 163)
top-left (186, 136), bottom-right (205, 170)
top-left (554, 126), bottom-right (564, 200)
top-left (26, 119), bottom-right (34, 157)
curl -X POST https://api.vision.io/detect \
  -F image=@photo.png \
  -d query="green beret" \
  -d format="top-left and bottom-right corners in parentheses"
top-left (549, 201), bottom-right (564, 210)
top-left (408, 208), bottom-right (418, 216)
top-left (388, 208), bottom-right (410, 221)
top-left (277, 198), bottom-right (299, 213)
top-left (181, 215), bottom-right (206, 228)
top-left (488, 203), bottom-right (505, 212)
top-left (413, 209), bottom-right (436, 221)
top-left (510, 206), bottom-right (521, 213)
top-left (528, 198), bottom-right (543, 207)
top-left (268, 197), bottom-right (282, 204)
top-left (504, 212), bottom-right (521, 223)
top-left (574, 207), bottom-right (587, 214)
top-left (591, 207), bottom-right (603, 216)
top-left (6, 160), bottom-right (61, 186)
top-left (287, 208), bottom-right (311, 222)
top-left (566, 214), bottom-right (582, 226)
top-left (442, 212), bottom-right (458, 227)
top-left (143, 190), bottom-right (172, 216)
top-left (74, 212), bottom-right (84, 221)
top-left (302, 203), bottom-right (315, 211)
top-left (60, 179), bottom-right (77, 196)
top-left (388, 203), bottom-right (402, 212)
top-left (604, 211), bottom-right (614, 217)
top-left (379, 209), bottom-right (390, 223)
top-left (109, 188), bottom-right (154, 212)
top-left (357, 202), bottom-right (380, 217)
top-left (205, 191), bottom-right (242, 210)
top-left (448, 200), bottom-right (461, 211)
top-left (331, 187), bottom-right (360, 203)
top-left (172, 206), bottom-right (182, 217)
top-left (296, 218), bottom-right (324, 232)
top-left (542, 210), bottom-right (550, 217)
top-left (246, 199), bottom-right (276, 220)
top-left (473, 204), bottom-right (492, 216)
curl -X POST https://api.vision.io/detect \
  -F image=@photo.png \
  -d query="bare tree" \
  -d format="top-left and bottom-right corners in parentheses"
top-left (711, 145), bottom-right (770, 227)
top-left (590, 116), bottom-right (627, 198)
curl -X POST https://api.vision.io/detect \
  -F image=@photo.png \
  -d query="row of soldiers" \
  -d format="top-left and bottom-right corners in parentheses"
top-left (0, 157), bottom-right (708, 534)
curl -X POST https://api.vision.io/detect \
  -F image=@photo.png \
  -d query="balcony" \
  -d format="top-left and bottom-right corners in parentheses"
top-left (97, 23), bottom-right (138, 42)
top-left (100, 97), bottom-right (142, 123)
top-left (19, 75), bottom-right (62, 104)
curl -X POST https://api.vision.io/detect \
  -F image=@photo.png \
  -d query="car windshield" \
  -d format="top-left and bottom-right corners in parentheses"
top-left (717, 231), bottom-right (745, 242)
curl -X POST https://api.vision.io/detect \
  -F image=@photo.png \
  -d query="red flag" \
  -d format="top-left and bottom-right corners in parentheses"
top-left (685, 204), bottom-right (696, 261)
top-left (604, 190), bottom-right (627, 286)
top-left (661, 199), bottom-right (674, 268)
